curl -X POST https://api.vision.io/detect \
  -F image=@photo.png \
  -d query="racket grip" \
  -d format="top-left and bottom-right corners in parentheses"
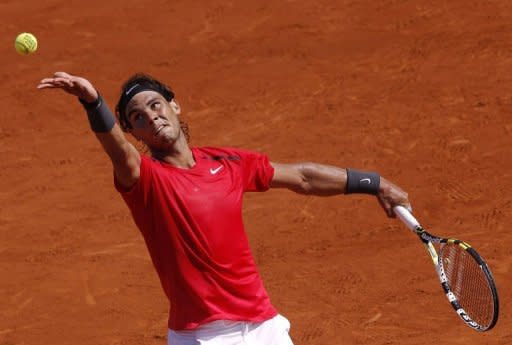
top-left (394, 205), bottom-right (421, 231)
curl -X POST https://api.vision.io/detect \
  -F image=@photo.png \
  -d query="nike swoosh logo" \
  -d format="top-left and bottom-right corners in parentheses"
top-left (125, 83), bottom-right (139, 95)
top-left (210, 166), bottom-right (223, 175)
top-left (359, 178), bottom-right (371, 184)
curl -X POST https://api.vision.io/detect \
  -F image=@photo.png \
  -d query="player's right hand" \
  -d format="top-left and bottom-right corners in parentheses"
top-left (377, 177), bottom-right (411, 218)
top-left (37, 71), bottom-right (98, 103)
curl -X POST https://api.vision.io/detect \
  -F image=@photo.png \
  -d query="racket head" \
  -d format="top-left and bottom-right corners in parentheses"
top-left (394, 206), bottom-right (499, 331)
top-left (438, 239), bottom-right (499, 331)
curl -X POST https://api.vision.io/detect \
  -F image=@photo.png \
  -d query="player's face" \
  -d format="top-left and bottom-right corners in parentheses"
top-left (125, 90), bottom-right (182, 150)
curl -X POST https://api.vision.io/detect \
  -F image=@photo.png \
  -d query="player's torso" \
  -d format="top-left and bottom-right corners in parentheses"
top-left (148, 148), bottom-right (249, 261)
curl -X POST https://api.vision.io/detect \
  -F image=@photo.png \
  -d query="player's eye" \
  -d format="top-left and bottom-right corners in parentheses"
top-left (131, 113), bottom-right (146, 128)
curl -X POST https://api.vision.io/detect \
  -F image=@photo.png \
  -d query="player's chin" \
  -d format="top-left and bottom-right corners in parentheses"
top-left (152, 136), bottom-right (177, 150)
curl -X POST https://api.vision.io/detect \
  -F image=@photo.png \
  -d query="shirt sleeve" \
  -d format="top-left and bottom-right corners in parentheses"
top-left (113, 155), bottom-right (156, 237)
top-left (233, 148), bottom-right (275, 192)
top-left (114, 155), bottom-right (153, 207)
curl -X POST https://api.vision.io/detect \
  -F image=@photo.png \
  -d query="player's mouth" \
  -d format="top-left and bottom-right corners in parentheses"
top-left (154, 124), bottom-right (167, 136)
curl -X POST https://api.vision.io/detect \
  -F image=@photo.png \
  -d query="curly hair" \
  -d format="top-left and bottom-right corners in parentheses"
top-left (115, 73), bottom-right (190, 142)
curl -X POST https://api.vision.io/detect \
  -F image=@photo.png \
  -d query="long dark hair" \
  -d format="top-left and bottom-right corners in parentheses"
top-left (115, 73), bottom-right (190, 142)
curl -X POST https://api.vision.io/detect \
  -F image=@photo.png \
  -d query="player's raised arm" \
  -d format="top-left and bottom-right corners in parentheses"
top-left (270, 162), bottom-right (411, 217)
top-left (37, 71), bottom-right (140, 188)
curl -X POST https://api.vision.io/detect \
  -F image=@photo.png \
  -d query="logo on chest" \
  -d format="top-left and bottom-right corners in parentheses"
top-left (209, 165), bottom-right (223, 175)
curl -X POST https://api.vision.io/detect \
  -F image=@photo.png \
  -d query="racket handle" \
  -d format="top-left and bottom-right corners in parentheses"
top-left (394, 205), bottom-right (421, 231)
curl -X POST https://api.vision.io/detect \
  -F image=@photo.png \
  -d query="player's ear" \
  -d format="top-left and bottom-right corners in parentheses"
top-left (170, 99), bottom-right (181, 115)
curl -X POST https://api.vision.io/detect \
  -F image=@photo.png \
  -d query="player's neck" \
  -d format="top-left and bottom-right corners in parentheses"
top-left (151, 136), bottom-right (195, 169)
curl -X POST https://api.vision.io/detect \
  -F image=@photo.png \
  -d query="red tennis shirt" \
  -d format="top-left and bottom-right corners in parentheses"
top-left (115, 147), bottom-right (278, 330)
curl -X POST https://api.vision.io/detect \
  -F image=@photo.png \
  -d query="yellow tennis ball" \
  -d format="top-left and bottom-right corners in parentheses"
top-left (15, 32), bottom-right (38, 55)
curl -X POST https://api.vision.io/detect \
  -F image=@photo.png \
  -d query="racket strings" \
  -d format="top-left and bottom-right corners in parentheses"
top-left (441, 244), bottom-right (494, 327)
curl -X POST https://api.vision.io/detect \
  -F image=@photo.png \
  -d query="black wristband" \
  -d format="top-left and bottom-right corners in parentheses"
top-left (345, 169), bottom-right (380, 195)
top-left (79, 94), bottom-right (116, 133)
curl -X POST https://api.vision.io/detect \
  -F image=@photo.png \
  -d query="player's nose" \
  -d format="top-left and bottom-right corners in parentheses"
top-left (148, 113), bottom-right (159, 124)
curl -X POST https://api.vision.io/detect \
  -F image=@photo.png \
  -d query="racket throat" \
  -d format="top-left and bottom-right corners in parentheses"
top-left (423, 242), bottom-right (439, 265)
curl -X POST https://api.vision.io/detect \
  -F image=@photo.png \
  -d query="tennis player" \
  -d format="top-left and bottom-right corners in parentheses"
top-left (38, 71), bottom-right (411, 345)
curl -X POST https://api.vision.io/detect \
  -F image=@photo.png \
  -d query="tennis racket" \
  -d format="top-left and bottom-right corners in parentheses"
top-left (394, 205), bottom-right (499, 331)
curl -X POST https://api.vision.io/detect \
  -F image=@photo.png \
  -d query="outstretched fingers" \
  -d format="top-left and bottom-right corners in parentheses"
top-left (37, 72), bottom-right (76, 89)
top-left (37, 77), bottom-right (70, 89)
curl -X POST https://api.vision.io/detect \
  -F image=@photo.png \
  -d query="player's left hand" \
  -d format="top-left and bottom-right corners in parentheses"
top-left (37, 71), bottom-right (98, 103)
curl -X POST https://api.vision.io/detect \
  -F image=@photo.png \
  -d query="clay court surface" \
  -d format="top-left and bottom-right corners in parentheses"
top-left (1, 0), bottom-right (511, 344)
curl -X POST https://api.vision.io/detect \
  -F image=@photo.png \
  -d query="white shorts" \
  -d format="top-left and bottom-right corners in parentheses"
top-left (167, 314), bottom-right (294, 345)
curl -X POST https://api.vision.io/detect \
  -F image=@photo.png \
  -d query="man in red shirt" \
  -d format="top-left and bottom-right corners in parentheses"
top-left (38, 72), bottom-right (411, 344)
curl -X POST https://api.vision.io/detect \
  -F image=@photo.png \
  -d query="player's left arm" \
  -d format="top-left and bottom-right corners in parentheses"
top-left (270, 162), bottom-right (411, 217)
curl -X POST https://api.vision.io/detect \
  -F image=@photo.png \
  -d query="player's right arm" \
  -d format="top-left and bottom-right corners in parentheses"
top-left (270, 162), bottom-right (410, 217)
top-left (37, 72), bottom-right (140, 188)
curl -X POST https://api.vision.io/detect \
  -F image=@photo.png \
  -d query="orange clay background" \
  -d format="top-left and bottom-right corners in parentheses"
top-left (1, 1), bottom-right (511, 344)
